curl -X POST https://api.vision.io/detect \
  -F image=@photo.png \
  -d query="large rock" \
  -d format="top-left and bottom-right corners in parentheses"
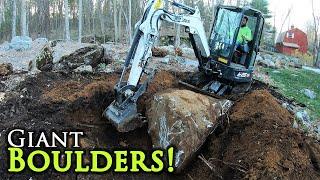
top-left (258, 58), bottom-right (276, 69)
top-left (0, 38), bottom-right (49, 71)
top-left (29, 45), bottom-right (53, 71)
top-left (52, 42), bottom-right (104, 69)
top-left (147, 89), bottom-right (233, 171)
top-left (288, 61), bottom-right (302, 69)
top-left (102, 43), bottom-right (129, 63)
top-left (0, 63), bottom-right (13, 76)
top-left (9, 36), bottom-right (32, 51)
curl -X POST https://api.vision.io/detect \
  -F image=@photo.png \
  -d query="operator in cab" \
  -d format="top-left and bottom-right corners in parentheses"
top-left (236, 16), bottom-right (252, 64)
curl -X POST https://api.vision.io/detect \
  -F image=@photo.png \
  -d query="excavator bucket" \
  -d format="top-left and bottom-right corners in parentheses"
top-left (103, 100), bottom-right (142, 132)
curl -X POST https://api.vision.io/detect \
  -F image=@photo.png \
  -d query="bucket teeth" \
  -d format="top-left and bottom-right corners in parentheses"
top-left (103, 101), bottom-right (142, 132)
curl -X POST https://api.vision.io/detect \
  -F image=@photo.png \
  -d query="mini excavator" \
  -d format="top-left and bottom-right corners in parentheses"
top-left (104, 0), bottom-right (264, 132)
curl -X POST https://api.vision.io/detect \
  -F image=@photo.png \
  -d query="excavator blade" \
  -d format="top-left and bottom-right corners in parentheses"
top-left (103, 100), bottom-right (141, 132)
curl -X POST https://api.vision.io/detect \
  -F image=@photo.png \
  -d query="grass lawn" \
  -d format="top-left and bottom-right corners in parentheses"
top-left (261, 67), bottom-right (320, 120)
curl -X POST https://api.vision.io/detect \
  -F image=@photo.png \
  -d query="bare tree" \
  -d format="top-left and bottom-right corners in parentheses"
top-left (278, 7), bottom-right (292, 36)
top-left (0, 0), bottom-right (4, 26)
top-left (311, 0), bottom-right (320, 67)
top-left (78, 0), bottom-right (83, 42)
top-left (98, 0), bottom-right (105, 40)
top-left (129, 0), bottom-right (132, 44)
top-left (118, 0), bottom-right (123, 42)
top-left (113, 0), bottom-right (119, 42)
top-left (12, 0), bottom-right (17, 38)
top-left (64, 0), bottom-right (71, 41)
top-left (21, 0), bottom-right (27, 36)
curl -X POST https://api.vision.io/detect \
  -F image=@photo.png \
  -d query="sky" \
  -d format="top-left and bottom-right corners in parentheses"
top-left (268, 0), bottom-right (320, 33)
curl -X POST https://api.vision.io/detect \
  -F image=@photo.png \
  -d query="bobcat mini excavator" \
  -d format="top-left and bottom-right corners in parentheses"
top-left (104, 0), bottom-right (264, 132)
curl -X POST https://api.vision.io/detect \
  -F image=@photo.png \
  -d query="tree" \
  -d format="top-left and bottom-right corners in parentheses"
top-left (129, 0), bottom-right (132, 44)
top-left (311, 0), bottom-right (320, 67)
top-left (12, 0), bottom-right (17, 38)
top-left (64, 0), bottom-right (71, 41)
top-left (78, 0), bottom-right (83, 42)
top-left (113, 0), bottom-right (119, 42)
top-left (98, 0), bottom-right (105, 40)
top-left (250, 0), bottom-right (271, 18)
top-left (21, 0), bottom-right (27, 36)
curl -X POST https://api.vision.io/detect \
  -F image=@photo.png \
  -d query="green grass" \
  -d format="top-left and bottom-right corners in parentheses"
top-left (262, 67), bottom-right (320, 120)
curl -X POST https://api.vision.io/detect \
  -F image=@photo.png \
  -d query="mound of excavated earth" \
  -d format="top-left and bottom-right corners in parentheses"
top-left (147, 89), bottom-right (232, 171)
top-left (187, 90), bottom-right (320, 179)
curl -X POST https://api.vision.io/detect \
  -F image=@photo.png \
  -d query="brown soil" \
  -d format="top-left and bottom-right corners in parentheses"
top-left (1, 71), bottom-right (319, 180)
top-left (186, 90), bottom-right (320, 179)
top-left (152, 47), bottom-right (169, 57)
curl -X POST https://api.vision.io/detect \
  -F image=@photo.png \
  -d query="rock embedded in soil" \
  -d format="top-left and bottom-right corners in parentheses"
top-left (0, 92), bottom-right (5, 102)
top-left (147, 89), bottom-right (233, 171)
top-left (0, 63), bottom-right (13, 76)
top-left (29, 45), bottom-right (53, 71)
top-left (74, 65), bottom-right (93, 73)
top-left (52, 42), bottom-right (104, 69)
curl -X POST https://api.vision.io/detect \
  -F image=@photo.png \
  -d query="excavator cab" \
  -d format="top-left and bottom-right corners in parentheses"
top-left (203, 6), bottom-right (264, 94)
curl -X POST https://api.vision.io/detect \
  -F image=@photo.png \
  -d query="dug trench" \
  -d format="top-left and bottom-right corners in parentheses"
top-left (0, 71), bottom-right (319, 179)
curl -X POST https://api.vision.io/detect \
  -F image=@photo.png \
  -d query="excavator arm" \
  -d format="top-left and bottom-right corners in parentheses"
top-left (104, 0), bottom-right (210, 132)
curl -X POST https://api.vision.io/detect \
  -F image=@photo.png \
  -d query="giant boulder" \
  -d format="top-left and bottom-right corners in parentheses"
top-left (147, 89), bottom-right (233, 171)
top-left (52, 42), bottom-right (104, 69)
top-left (28, 45), bottom-right (53, 71)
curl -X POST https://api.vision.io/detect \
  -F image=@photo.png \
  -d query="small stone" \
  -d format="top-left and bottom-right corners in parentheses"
top-left (302, 89), bottom-right (316, 99)
top-left (160, 55), bottom-right (171, 64)
top-left (0, 63), bottom-right (13, 76)
top-left (96, 63), bottom-right (114, 73)
top-left (0, 92), bottom-right (5, 102)
top-left (296, 110), bottom-right (312, 129)
top-left (74, 65), bottom-right (93, 73)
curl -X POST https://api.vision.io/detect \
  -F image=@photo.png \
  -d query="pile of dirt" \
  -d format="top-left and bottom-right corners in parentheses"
top-left (42, 75), bottom-right (118, 102)
top-left (1, 70), bottom-right (319, 179)
top-left (186, 90), bottom-right (320, 179)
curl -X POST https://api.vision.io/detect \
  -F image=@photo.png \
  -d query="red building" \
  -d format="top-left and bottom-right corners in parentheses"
top-left (276, 26), bottom-right (308, 55)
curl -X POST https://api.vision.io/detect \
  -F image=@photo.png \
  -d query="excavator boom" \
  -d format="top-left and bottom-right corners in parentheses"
top-left (103, 0), bottom-right (211, 132)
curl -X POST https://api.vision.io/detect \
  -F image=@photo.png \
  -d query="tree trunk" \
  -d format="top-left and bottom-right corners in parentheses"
top-left (78, 0), bottom-right (83, 42)
top-left (316, 40), bottom-right (320, 68)
top-left (118, 0), bottom-right (123, 42)
top-left (99, 0), bottom-right (105, 36)
top-left (12, 0), bottom-right (17, 38)
top-left (236, 0), bottom-right (241, 6)
top-left (0, 1), bottom-right (4, 26)
top-left (21, 0), bottom-right (27, 36)
top-left (64, 0), bottom-right (71, 41)
top-left (129, 0), bottom-right (132, 44)
top-left (113, 0), bottom-right (118, 42)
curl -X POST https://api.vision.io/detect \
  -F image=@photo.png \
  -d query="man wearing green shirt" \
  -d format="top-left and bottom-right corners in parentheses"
top-left (236, 16), bottom-right (252, 64)
top-left (237, 16), bottom-right (253, 46)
